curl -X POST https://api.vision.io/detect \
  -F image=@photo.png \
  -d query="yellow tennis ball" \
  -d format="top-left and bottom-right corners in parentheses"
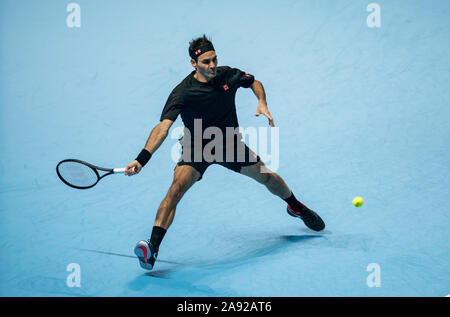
top-left (353, 197), bottom-right (364, 207)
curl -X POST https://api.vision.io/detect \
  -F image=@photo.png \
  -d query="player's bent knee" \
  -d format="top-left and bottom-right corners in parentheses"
top-left (266, 172), bottom-right (281, 187)
top-left (167, 183), bottom-right (185, 202)
top-left (262, 172), bottom-right (275, 186)
top-left (240, 161), bottom-right (269, 184)
top-left (255, 162), bottom-right (273, 184)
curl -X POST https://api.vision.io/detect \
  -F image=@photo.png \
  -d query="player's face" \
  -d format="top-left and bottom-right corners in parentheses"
top-left (193, 51), bottom-right (218, 80)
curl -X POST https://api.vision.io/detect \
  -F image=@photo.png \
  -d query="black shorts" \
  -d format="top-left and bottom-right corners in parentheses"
top-left (175, 138), bottom-right (261, 181)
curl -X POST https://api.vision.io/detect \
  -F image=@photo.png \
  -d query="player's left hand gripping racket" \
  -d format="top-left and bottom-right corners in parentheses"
top-left (56, 159), bottom-right (127, 189)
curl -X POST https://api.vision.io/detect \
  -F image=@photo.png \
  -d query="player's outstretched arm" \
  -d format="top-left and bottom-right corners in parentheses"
top-left (125, 119), bottom-right (174, 176)
top-left (251, 80), bottom-right (275, 127)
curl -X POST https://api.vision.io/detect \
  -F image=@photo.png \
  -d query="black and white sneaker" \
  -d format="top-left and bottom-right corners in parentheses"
top-left (134, 240), bottom-right (158, 270)
top-left (287, 204), bottom-right (325, 232)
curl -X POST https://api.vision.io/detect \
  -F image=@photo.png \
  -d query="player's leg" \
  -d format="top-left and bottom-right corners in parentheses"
top-left (239, 160), bottom-right (325, 232)
top-left (221, 139), bottom-right (291, 199)
top-left (154, 164), bottom-right (201, 229)
top-left (134, 164), bottom-right (201, 270)
top-left (239, 160), bottom-right (291, 199)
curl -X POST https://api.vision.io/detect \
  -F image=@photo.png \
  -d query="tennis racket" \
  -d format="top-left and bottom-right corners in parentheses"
top-left (56, 159), bottom-right (129, 189)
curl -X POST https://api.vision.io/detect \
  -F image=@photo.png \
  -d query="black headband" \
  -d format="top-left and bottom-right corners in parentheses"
top-left (189, 43), bottom-right (215, 60)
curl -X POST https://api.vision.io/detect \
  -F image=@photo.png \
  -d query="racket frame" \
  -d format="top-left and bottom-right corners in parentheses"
top-left (56, 159), bottom-right (124, 189)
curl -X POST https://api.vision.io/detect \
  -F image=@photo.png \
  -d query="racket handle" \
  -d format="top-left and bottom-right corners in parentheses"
top-left (113, 168), bottom-right (126, 173)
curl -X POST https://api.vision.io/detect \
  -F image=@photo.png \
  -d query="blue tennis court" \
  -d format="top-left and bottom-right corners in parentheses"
top-left (1, 0), bottom-right (449, 296)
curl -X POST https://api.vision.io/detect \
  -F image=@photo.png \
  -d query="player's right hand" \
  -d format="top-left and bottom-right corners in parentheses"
top-left (125, 160), bottom-right (142, 176)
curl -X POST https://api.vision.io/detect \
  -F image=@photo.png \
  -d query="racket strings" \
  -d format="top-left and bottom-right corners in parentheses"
top-left (57, 161), bottom-right (98, 188)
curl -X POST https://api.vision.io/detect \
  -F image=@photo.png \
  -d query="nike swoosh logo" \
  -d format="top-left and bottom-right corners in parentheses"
top-left (288, 205), bottom-right (302, 215)
top-left (138, 245), bottom-right (148, 267)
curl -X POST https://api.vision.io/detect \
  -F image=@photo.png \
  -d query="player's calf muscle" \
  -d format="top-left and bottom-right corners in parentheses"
top-left (266, 173), bottom-right (291, 198)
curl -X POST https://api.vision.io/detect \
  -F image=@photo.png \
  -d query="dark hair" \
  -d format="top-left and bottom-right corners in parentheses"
top-left (189, 34), bottom-right (213, 59)
top-left (189, 34), bottom-right (213, 51)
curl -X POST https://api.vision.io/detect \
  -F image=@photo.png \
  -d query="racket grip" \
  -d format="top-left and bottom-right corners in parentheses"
top-left (113, 168), bottom-right (126, 173)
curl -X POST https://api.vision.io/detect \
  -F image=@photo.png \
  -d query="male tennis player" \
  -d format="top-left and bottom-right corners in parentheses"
top-left (125, 35), bottom-right (325, 271)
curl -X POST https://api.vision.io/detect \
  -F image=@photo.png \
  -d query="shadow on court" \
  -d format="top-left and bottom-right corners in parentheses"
top-left (136, 234), bottom-right (327, 279)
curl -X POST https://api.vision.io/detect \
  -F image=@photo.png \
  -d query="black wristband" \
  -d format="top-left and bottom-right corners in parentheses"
top-left (135, 149), bottom-right (152, 167)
